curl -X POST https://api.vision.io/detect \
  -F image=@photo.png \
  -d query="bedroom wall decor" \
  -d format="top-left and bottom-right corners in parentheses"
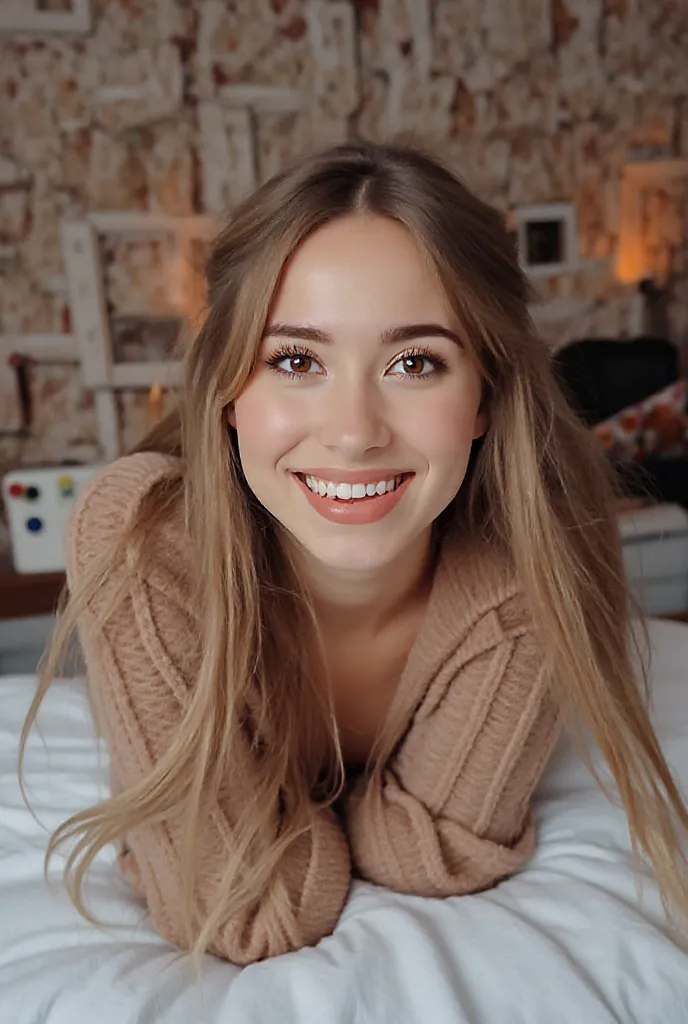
top-left (60, 212), bottom-right (213, 460)
top-left (514, 202), bottom-right (578, 278)
top-left (0, 1), bottom-right (92, 35)
top-left (0, 0), bottom-right (686, 469)
top-left (616, 158), bottom-right (688, 288)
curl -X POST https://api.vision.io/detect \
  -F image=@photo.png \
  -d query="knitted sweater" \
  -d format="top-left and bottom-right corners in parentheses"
top-left (65, 452), bottom-right (560, 965)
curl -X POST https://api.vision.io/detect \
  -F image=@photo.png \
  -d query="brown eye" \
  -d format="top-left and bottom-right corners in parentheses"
top-left (401, 355), bottom-right (425, 375)
top-left (288, 355), bottom-right (312, 373)
top-left (387, 349), bottom-right (446, 379)
top-left (268, 350), bottom-right (321, 376)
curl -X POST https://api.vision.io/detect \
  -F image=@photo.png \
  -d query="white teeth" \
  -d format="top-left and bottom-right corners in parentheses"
top-left (301, 474), bottom-right (406, 500)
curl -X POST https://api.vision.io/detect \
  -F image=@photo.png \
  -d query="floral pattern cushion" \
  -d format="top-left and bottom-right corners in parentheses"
top-left (594, 379), bottom-right (688, 462)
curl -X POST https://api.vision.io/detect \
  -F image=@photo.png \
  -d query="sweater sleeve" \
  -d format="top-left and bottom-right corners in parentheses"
top-left (65, 454), bottom-right (351, 965)
top-left (344, 596), bottom-right (560, 897)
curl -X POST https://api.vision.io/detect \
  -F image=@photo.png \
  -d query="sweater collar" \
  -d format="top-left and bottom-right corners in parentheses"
top-left (381, 527), bottom-right (516, 750)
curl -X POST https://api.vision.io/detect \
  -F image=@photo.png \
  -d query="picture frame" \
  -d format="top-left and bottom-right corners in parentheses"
top-left (60, 212), bottom-right (214, 459)
top-left (197, 85), bottom-right (302, 214)
top-left (0, 0), bottom-right (92, 34)
top-left (513, 202), bottom-right (579, 278)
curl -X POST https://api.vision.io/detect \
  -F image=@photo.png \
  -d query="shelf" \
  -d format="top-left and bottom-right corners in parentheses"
top-left (0, 555), bottom-right (65, 621)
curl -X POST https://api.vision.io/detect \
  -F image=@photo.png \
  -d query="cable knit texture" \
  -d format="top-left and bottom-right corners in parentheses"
top-left (65, 453), bottom-right (561, 964)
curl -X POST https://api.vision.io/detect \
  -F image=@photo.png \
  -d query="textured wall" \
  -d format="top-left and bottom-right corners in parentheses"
top-left (0, 0), bottom-right (687, 477)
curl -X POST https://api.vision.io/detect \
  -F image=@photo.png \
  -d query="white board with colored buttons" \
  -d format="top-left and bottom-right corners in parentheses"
top-left (2, 465), bottom-right (104, 574)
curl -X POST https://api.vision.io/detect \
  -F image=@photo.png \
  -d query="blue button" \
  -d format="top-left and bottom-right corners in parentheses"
top-left (26, 517), bottom-right (43, 533)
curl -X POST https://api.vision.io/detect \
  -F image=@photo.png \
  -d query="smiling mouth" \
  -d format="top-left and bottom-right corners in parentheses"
top-left (293, 472), bottom-right (413, 501)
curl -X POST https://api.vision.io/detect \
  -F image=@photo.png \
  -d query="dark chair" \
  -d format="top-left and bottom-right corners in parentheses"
top-left (552, 336), bottom-right (688, 509)
top-left (552, 336), bottom-right (679, 427)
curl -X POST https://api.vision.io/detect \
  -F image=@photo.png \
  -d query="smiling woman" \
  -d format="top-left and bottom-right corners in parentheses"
top-left (19, 140), bottom-right (688, 968)
top-left (228, 215), bottom-right (485, 568)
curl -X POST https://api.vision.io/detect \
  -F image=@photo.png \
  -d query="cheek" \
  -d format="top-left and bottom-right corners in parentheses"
top-left (405, 389), bottom-right (483, 458)
top-left (232, 384), bottom-right (306, 461)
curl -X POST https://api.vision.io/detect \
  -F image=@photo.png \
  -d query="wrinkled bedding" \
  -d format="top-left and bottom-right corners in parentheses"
top-left (1, 620), bottom-right (687, 1023)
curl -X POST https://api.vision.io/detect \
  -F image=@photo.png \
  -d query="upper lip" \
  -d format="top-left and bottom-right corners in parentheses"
top-left (293, 468), bottom-right (414, 484)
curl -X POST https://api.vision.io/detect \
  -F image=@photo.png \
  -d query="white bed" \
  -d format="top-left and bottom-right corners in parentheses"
top-left (1, 620), bottom-right (687, 1024)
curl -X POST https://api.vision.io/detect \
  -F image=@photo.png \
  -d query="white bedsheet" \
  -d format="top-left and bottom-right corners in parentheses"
top-left (1, 620), bottom-right (687, 1024)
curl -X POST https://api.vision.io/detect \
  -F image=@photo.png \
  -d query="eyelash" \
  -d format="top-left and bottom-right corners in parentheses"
top-left (264, 343), bottom-right (449, 380)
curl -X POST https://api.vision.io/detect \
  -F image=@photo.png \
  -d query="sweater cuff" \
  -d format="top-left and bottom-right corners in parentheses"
top-left (291, 808), bottom-right (352, 946)
top-left (346, 769), bottom-right (536, 898)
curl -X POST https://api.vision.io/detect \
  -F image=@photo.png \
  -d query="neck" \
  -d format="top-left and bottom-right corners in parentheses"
top-left (285, 527), bottom-right (437, 635)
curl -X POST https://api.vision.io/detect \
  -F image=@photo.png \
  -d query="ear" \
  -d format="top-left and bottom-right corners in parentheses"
top-left (473, 407), bottom-right (489, 440)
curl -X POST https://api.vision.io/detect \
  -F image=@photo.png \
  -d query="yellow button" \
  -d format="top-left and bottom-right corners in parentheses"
top-left (58, 474), bottom-right (76, 498)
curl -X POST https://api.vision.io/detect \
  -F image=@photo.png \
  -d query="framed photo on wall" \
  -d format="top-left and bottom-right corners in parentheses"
top-left (0, 1), bottom-right (92, 34)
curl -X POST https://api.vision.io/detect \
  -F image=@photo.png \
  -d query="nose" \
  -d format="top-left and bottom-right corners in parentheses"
top-left (318, 377), bottom-right (391, 458)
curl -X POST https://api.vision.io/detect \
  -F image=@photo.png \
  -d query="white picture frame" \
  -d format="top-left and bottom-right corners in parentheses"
top-left (197, 104), bottom-right (257, 214)
top-left (513, 202), bottom-right (579, 279)
top-left (60, 212), bottom-right (214, 459)
top-left (0, 333), bottom-right (80, 444)
top-left (196, 85), bottom-right (302, 215)
top-left (0, 333), bottom-right (78, 363)
top-left (0, 0), bottom-right (92, 34)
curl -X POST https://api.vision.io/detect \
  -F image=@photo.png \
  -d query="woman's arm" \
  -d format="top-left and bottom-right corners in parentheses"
top-left (344, 597), bottom-right (560, 897)
top-left (66, 455), bottom-right (351, 964)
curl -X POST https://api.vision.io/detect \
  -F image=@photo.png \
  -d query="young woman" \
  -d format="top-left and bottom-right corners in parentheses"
top-left (21, 141), bottom-right (688, 967)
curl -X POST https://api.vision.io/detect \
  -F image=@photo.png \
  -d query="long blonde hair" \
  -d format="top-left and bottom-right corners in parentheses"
top-left (20, 140), bottom-right (688, 960)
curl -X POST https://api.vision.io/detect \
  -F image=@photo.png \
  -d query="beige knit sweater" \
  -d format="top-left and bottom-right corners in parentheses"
top-left (65, 452), bottom-right (560, 965)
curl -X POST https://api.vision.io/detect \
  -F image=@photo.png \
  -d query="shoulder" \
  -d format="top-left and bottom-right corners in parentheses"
top-left (66, 454), bottom-right (201, 710)
top-left (65, 452), bottom-right (185, 584)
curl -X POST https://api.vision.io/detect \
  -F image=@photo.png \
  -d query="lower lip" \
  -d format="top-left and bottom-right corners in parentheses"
top-left (293, 473), bottom-right (414, 525)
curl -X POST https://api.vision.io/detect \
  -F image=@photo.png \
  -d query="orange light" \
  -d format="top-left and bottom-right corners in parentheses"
top-left (615, 235), bottom-right (648, 285)
top-left (147, 383), bottom-right (163, 428)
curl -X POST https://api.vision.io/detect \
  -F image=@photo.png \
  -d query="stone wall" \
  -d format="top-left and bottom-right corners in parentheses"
top-left (0, 0), bottom-right (687, 477)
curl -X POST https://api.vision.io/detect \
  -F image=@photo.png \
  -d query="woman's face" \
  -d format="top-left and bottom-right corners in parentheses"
top-left (230, 214), bottom-right (486, 574)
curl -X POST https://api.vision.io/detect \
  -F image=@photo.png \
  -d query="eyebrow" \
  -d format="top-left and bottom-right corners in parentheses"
top-left (264, 322), bottom-right (463, 347)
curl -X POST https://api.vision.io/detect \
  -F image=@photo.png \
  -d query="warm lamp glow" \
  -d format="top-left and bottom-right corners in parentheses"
top-left (147, 383), bottom-right (163, 428)
top-left (615, 234), bottom-right (648, 285)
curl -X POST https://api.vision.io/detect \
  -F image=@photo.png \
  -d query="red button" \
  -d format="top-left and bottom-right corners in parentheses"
top-left (9, 483), bottom-right (24, 498)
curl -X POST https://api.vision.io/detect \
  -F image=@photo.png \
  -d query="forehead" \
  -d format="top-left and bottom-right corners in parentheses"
top-left (269, 215), bottom-right (453, 326)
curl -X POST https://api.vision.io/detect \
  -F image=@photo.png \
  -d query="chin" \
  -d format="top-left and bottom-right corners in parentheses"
top-left (294, 527), bottom-right (408, 574)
